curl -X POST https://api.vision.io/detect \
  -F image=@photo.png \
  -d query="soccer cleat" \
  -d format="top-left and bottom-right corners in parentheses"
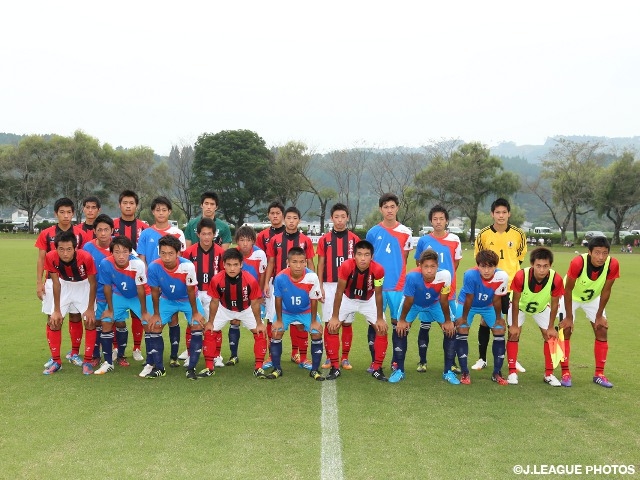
top-left (309, 370), bottom-right (325, 381)
top-left (341, 359), bottom-right (353, 370)
top-left (178, 349), bottom-right (189, 360)
top-left (326, 367), bottom-right (341, 380)
top-left (43, 362), bottom-right (62, 375)
top-left (214, 356), bottom-right (225, 368)
top-left (460, 373), bottom-right (471, 385)
top-left (322, 358), bottom-right (331, 369)
top-left (145, 368), bottom-right (166, 378)
top-left (416, 362), bottom-right (427, 373)
top-left (471, 359), bottom-right (487, 370)
top-left (544, 374), bottom-right (561, 387)
top-left (372, 367), bottom-right (388, 382)
top-left (515, 361), bottom-right (526, 373)
top-left (185, 369), bottom-right (198, 380)
top-left (139, 364), bottom-right (154, 377)
top-left (116, 357), bottom-right (130, 367)
top-left (44, 358), bottom-right (55, 368)
top-left (197, 368), bottom-right (215, 378)
top-left (442, 370), bottom-right (461, 385)
top-left (266, 368), bottom-right (283, 379)
top-left (183, 357), bottom-right (190, 368)
top-left (169, 359), bottom-right (181, 368)
top-left (491, 373), bottom-right (508, 385)
top-left (225, 356), bottom-right (239, 366)
top-left (253, 367), bottom-right (267, 379)
top-left (82, 362), bottom-right (94, 375)
top-left (262, 359), bottom-right (273, 369)
top-left (94, 362), bottom-right (114, 375)
top-left (68, 353), bottom-right (83, 366)
top-left (132, 349), bottom-right (144, 361)
top-left (593, 374), bottom-right (613, 388)
top-left (366, 362), bottom-right (376, 374)
top-left (388, 369), bottom-right (405, 383)
top-left (507, 373), bottom-right (519, 385)
top-left (112, 348), bottom-right (119, 363)
top-left (561, 373), bottom-right (572, 387)
top-left (290, 353), bottom-right (301, 364)
top-left (451, 364), bottom-right (462, 374)
top-left (298, 361), bottom-right (313, 370)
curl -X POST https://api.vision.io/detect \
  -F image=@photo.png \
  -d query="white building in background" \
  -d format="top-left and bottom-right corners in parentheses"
top-left (11, 210), bottom-right (44, 223)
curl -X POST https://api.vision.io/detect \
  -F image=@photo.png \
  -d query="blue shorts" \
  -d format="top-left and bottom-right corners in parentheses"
top-left (383, 290), bottom-right (403, 321)
top-left (95, 300), bottom-right (107, 320)
top-left (280, 312), bottom-right (322, 334)
top-left (146, 298), bottom-right (206, 325)
top-left (454, 302), bottom-right (501, 329)
top-left (104, 294), bottom-right (154, 322)
top-left (401, 302), bottom-right (446, 324)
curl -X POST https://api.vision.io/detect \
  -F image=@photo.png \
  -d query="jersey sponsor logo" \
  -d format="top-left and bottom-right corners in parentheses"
top-left (275, 242), bottom-right (282, 248)
top-left (79, 265), bottom-right (86, 277)
top-left (242, 286), bottom-right (249, 302)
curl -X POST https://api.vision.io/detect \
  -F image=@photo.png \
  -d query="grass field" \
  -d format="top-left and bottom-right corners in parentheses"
top-left (1, 234), bottom-right (638, 479)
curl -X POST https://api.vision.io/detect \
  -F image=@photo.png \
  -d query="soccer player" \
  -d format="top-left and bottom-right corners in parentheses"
top-left (558, 236), bottom-right (620, 388)
top-left (95, 236), bottom-right (153, 374)
top-left (184, 191), bottom-right (232, 249)
top-left (395, 250), bottom-right (458, 384)
top-left (113, 189), bottom-right (148, 362)
top-left (37, 197), bottom-right (86, 367)
top-left (181, 218), bottom-right (225, 369)
top-left (454, 250), bottom-right (510, 385)
top-left (196, 248), bottom-right (268, 379)
top-left (318, 203), bottom-right (360, 371)
top-left (507, 247), bottom-right (565, 386)
top-left (142, 235), bottom-right (206, 378)
top-left (42, 230), bottom-right (97, 375)
top-left (137, 196), bottom-right (186, 367)
top-left (413, 205), bottom-right (462, 373)
top-left (266, 247), bottom-right (324, 381)
top-left (74, 196), bottom-right (101, 245)
top-left (365, 193), bottom-right (413, 371)
top-left (472, 198), bottom-right (527, 373)
top-left (326, 240), bottom-right (388, 381)
top-left (264, 206), bottom-right (316, 369)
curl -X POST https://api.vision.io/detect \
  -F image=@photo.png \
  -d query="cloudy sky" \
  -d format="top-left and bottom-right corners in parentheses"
top-left (2, 1), bottom-right (638, 155)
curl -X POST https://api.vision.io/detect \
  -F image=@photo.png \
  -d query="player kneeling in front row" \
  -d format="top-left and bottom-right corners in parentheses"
top-left (395, 250), bottom-right (458, 384)
top-left (141, 235), bottom-right (206, 378)
top-left (193, 248), bottom-right (268, 379)
top-left (95, 237), bottom-right (153, 374)
top-left (454, 250), bottom-right (509, 385)
top-left (326, 240), bottom-right (388, 381)
top-left (507, 247), bottom-right (565, 386)
top-left (268, 247), bottom-right (325, 381)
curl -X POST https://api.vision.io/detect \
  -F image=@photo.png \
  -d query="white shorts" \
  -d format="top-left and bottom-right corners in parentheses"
top-left (557, 295), bottom-right (605, 323)
top-left (507, 307), bottom-right (553, 330)
top-left (337, 295), bottom-right (384, 325)
top-left (321, 282), bottom-right (337, 322)
top-left (213, 305), bottom-right (258, 331)
top-left (198, 290), bottom-right (212, 320)
top-left (42, 278), bottom-right (91, 316)
top-left (265, 279), bottom-right (275, 321)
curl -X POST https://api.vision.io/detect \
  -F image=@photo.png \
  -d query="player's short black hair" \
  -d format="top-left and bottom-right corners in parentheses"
top-left (54, 229), bottom-right (77, 248)
top-left (418, 250), bottom-right (439, 264)
top-left (330, 203), bottom-right (350, 217)
top-left (223, 247), bottom-right (244, 263)
top-left (476, 249), bottom-right (499, 267)
top-left (530, 247), bottom-right (553, 265)
top-left (119, 190), bottom-right (139, 205)
top-left (94, 214), bottom-right (114, 230)
top-left (354, 240), bottom-right (374, 255)
top-left (378, 193), bottom-right (399, 208)
top-left (54, 197), bottom-right (74, 213)
top-left (428, 205), bottom-right (449, 222)
top-left (200, 191), bottom-right (220, 206)
top-left (235, 225), bottom-right (256, 243)
top-left (197, 217), bottom-right (216, 234)
top-left (287, 246), bottom-right (306, 259)
top-left (491, 198), bottom-right (511, 213)
top-left (110, 236), bottom-right (133, 253)
top-left (285, 206), bottom-right (301, 219)
top-left (588, 236), bottom-right (610, 252)
top-left (151, 196), bottom-right (172, 211)
top-left (158, 235), bottom-right (181, 253)
top-left (267, 201), bottom-right (285, 215)
top-left (82, 196), bottom-right (101, 208)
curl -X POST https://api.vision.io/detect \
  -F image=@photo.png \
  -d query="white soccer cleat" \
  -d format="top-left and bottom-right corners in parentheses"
top-left (139, 364), bottom-right (154, 377)
top-left (544, 374), bottom-right (561, 387)
top-left (94, 362), bottom-right (114, 375)
top-left (112, 348), bottom-right (119, 361)
top-left (471, 359), bottom-right (487, 370)
top-left (507, 373), bottom-right (518, 385)
top-left (515, 361), bottom-right (526, 373)
top-left (178, 349), bottom-right (189, 360)
top-left (132, 349), bottom-right (144, 361)
top-left (183, 356), bottom-right (190, 368)
top-left (214, 356), bottom-right (225, 368)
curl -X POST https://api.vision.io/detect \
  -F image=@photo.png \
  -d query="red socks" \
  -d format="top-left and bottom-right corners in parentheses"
top-left (325, 332), bottom-right (340, 368)
top-left (289, 327), bottom-right (299, 356)
top-left (543, 341), bottom-right (553, 376)
top-left (341, 324), bottom-right (353, 361)
top-left (203, 330), bottom-right (215, 369)
top-left (373, 335), bottom-right (388, 369)
top-left (47, 325), bottom-right (62, 363)
top-left (594, 339), bottom-right (608, 376)
top-left (131, 314), bottom-right (143, 350)
top-left (297, 328), bottom-right (309, 362)
top-left (507, 340), bottom-right (519, 374)
top-left (83, 329), bottom-right (97, 362)
top-left (253, 333), bottom-right (267, 368)
top-left (69, 321), bottom-right (83, 355)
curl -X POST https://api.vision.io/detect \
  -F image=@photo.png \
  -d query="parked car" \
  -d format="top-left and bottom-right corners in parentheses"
top-left (584, 230), bottom-right (606, 240)
top-left (418, 226), bottom-right (434, 236)
top-left (447, 226), bottom-right (463, 234)
top-left (618, 231), bottom-right (633, 239)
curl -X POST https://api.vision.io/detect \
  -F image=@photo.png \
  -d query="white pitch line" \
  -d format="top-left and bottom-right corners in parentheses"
top-left (320, 381), bottom-right (344, 480)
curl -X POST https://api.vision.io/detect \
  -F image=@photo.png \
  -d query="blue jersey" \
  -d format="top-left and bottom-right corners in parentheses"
top-left (147, 257), bottom-right (198, 301)
top-left (457, 267), bottom-right (509, 308)
top-left (413, 233), bottom-right (462, 300)
top-left (99, 255), bottom-right (149, 299)
top-left (366, 222), bottom-right (413, 291)
top-left (274, 267), bottom-right (322, 315)
top-left (83, 240), bottom-right (111, 301)
top-left (137, 225), bottom-right (186, 263)
top-left (404, 268), bottom-right (451, 308)
top-left (241, 245), bottom-right (267, 283)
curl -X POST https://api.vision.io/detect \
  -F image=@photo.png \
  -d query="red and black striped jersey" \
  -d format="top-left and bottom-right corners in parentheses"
top-left (207, 270), bottom-right (262, 312)
top-left (338, 258), bottom-right (385, 301)
top-left (256, 225), bottom-right (286, 252)
top-left (74, 223), bottom-right (96, 245)
top-left (182, 243), bottom-right (224, 291)
top-left (317, 229), bottom-right (360, 282)
top-left (266, 230), bottom-right (315, 275)
top-left (44, 249), bottom-right (97, 282)
top-left (113, 218), bottom-right (148, 250)
top-left (35, 225), bottom-right (84, 252)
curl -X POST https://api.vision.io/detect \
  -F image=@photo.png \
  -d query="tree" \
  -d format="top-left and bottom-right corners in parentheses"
top-left (191, 130), bottom-right (273, 228)
top-left (326, 145), bottom-right (368, 229)
top-left (267, 141), bottom-right (313, 206)
top-left (167, 144), bottom-right (196, 220)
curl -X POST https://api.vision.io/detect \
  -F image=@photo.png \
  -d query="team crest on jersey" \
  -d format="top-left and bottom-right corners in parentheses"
top-left (137, 276), bottom-right (144, 283)
top-left (79, 265), bottom-right (86, 277)
top-left (507, 241), bottom-right (513, 248)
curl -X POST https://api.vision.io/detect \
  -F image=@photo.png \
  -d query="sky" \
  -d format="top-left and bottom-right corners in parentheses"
top-left (2, 1), bottom-right (638, 156)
